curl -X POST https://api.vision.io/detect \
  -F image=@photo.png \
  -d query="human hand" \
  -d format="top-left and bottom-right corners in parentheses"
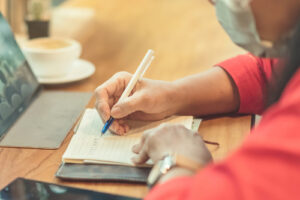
top-left (131, 124), bottom-right (212, 166)
top-left (94, 71), bottom-right (181, 135)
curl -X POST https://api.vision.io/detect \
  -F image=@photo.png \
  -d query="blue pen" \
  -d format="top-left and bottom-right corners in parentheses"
top-left (101, 49), bottom-right (155, 134)
top-left (101, 117), bottom-right (114, 133)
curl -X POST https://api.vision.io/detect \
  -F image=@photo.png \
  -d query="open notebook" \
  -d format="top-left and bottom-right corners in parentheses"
top-left (62, 109), bottom-right (194, 166)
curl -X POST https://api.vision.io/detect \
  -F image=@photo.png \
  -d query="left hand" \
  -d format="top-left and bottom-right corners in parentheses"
top-left (131, 124), bottom-right (212, 166)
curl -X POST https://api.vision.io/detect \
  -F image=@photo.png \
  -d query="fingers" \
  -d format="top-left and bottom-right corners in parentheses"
top-left (111, 93), bottom-right (145, 118)
top-left (95, 71), bottom-right (146, 119)
top-left (95, 72), bottom-right (132, 117)
top-left (95, 72), bottom-right (133, 135)
top-left (95, 71), bottom-right (131, 99)
top-left (132, 144), bottom-right (140, 153)
top-left (95, 99), bottom-right (110, 121)
top-left (95, 100), bottom-right (127, 135)
top-left (106, 119), bottom-right (130, 135)
top-left (117, 119), bottom-right (130, 133)
top-left (132, 130), bottom-right (150, 153)
top-left (132, 145), bottom-right (149, 164)
top-left (131, 124), bottom-right (214, 167)
top-left (132, 131), bottom-right (151, 164)
top-left (131, 127), bottom-right (165, 164)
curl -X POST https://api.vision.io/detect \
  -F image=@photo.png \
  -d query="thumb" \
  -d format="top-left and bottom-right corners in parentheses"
top-left (111, 94), bottom-right (144, 118)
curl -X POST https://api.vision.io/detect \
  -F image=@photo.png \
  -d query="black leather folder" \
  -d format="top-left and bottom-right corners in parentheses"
top-left (55, 163), bottom-right (151, 183)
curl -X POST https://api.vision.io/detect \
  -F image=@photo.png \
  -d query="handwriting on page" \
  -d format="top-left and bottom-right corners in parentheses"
top-left (63, 134), bottom-right (140, 165)
top-left (63, 108), bottom-right (194, 166)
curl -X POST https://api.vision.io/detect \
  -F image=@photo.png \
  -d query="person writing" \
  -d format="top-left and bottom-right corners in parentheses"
top-left (95, 0), bottom-right (300, 199)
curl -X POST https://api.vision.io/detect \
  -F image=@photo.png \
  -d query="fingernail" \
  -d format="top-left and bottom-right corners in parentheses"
top-left (132, 145), bottom-right (138, 153)
top-left (111, 106), bottom-right (121, 116)
top-left (132, 156), bottom-right (139, 164)
top-left (124, 125), bottom-right (130, 133)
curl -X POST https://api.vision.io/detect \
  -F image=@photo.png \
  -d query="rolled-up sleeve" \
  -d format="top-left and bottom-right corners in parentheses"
top-left (216, 54), bottom-right (278, 114)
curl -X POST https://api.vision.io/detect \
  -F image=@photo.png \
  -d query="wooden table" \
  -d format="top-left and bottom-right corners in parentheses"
top-left (0, 112), bottom-right (251, 198)
top-left (0, 0), bottom-right (251, 198)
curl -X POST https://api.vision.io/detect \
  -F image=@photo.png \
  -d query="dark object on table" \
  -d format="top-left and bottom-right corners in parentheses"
top-left (26, 20), bottom-right (49, 39)
top-left (0, 177), bottom-right (141, 200)
top-left (56, 163), bottom-right (151, 184)
top-left (25, 0), bottom-right (51, 39)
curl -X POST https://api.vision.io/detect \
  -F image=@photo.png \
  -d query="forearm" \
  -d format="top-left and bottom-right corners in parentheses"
top-left (171, 67), bottom-right (239, 116)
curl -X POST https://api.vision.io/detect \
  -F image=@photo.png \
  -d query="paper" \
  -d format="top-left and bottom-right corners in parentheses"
top-left (64, 134), bottom-right (141, 165)
top-left (63, 109), bottom-right (194, 166)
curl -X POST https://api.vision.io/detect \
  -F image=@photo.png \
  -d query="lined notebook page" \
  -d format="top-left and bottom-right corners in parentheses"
top-left (63, 134), bottom-right (141, 165)
top-left (63, 109), bottom-right (194, 166)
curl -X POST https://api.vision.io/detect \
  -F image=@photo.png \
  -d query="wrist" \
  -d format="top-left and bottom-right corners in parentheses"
top-left (147, 154), bottom-right (203, 188)
top-left (168, 81), bottom-right (189, 115)
top-left (158, 167), bottom-right (195, 184)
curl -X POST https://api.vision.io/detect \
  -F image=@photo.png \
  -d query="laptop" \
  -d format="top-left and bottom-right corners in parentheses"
top-left (0, 13), bottom-right (92, 149)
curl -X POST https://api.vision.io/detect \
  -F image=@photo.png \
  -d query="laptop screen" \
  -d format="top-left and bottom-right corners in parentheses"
top-left (0, 13), bottom-right (40, 138)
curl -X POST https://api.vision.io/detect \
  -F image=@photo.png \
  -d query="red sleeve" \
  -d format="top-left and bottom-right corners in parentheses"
top-left (145, 69), bottom-right (300, 200)
top-left (216, 54), bottom-right (278, 115)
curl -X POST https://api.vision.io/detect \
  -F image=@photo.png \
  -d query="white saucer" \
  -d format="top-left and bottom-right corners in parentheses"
top-left (38, 59), bottom-right (95, 84)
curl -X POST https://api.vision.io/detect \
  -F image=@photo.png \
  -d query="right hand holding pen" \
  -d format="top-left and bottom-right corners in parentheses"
top-left (95, 71), bottom-right (180, 135)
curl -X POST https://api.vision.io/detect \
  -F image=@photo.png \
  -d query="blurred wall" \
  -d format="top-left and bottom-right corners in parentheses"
top-left (0, 0), bottom-right (27, 34)
top-left (57, 0), bottom-right (245, 81)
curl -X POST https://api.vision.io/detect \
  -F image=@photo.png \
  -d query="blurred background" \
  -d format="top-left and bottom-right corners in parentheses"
top-left (0, 0), bottom-right (244, 90)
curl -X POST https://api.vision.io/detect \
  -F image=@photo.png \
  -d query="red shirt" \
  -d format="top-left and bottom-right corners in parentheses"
top-left (145, 54), bottom-right (300, 200)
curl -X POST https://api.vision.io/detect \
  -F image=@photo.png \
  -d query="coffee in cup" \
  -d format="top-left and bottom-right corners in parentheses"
top-left (26, 38), bottom-right (72, 50)
top-left (22, 37), bottom-right (81, 78)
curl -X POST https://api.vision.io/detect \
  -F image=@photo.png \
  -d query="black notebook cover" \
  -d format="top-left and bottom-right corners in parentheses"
top-left (55, 163), bottom-right (151, 183)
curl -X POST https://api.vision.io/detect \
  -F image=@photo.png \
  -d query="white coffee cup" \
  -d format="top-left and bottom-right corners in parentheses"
top-left (22, 37), bottom-right (81, 78)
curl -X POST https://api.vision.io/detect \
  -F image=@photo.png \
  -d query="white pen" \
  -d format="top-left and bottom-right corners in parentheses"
top-left (101, 49), bottom-right (155, 134)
